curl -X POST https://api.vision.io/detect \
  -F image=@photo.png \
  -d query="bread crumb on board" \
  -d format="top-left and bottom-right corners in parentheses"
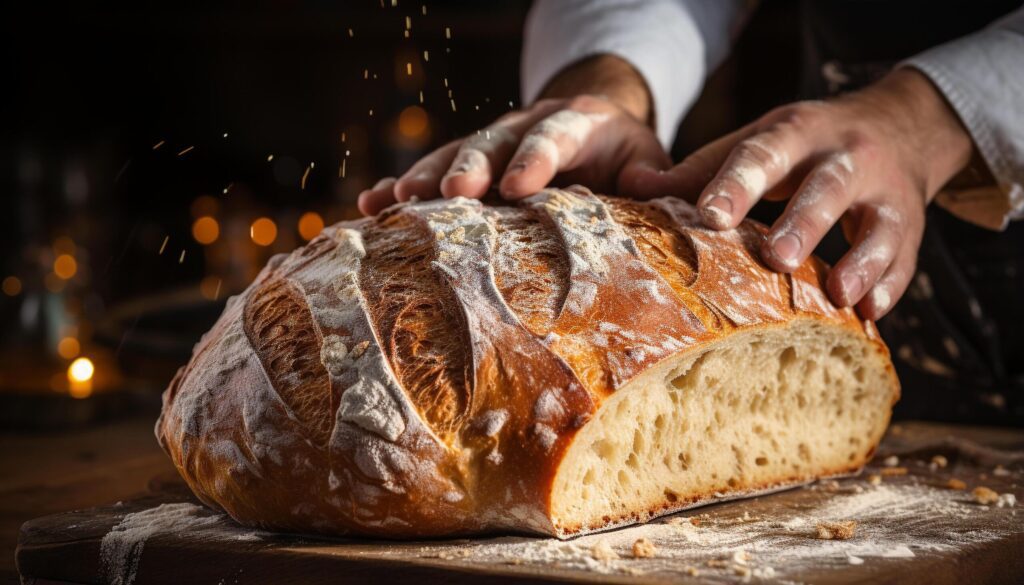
top-left (867, 474), bottom-right (883, 486)
top-left (816, 521), bottom-right (858, 540)
top-left (632, 537), bottom-right (657, 558)
top-left (882, 455), bottom-right (900, 467)
top-left (972, 486), bottom-right (999, 505)
top-left (591, 539), bottom-right (619, 561)
top-left (972, 487), bottom-right (1017, 508)
top-left (707, 559), bottom-right (729, 568)
top-left (880, 467), bottom-right (909, 476)
top-left (666, 516), bottom-right (702, 527)
top-left (930, 455), bottom-right (948, 470)
top-left (946, 478), bottom-right (967, 490)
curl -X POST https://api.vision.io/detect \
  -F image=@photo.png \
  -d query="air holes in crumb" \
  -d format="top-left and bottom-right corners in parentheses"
top-left (677, 452), bottom-right (691, 470)
top-left (664, 489), bottom-right (679, 503)
top-left (632, 429), bottom-right (645, 455)
top-left (627, 453), bottom-right (640, 469)
top-left (830, 345), bottom-right (852, 364)
top-left (727, 477), bottom-right (740, 488)
top-left (779, 347), bottom-right (797, 367)
top-left (583, 469), bottom-right (595, 485)
top-left (755, 456), bottom-right (768, 466)
top-left (593, 439), bottom-right (616, 459)
top-left (799, 443), bottom-right (811, 462)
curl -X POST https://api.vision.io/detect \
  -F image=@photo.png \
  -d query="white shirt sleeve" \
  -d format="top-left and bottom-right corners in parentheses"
top-left (902, 7), bottom-right (1024, 231)
top-left (521, 0), bottom-right (748, 149)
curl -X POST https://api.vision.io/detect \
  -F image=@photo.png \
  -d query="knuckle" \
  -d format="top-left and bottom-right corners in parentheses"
top-left (784, 210), bottom-right (825, 240)
top-left (567, 94), bottom-right (606, 112)
top-left (810, 166), bottom-right (848, 200)
top-left (531, 97), bottom-right (562, 111)
top-left (734, 139), bottom-right (779, 170)
top-left (845, 132), bottom-right (880, 161)
top-left (771, 101), bottom-right (826, 132)
top-left (868, 202), bottom-right (906, 229)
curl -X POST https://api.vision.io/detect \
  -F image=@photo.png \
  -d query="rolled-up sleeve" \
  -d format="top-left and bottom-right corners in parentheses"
top-left (521, 0), bottom-right (746, 149)
top-left (903, 8), bottom-right (1024, 231)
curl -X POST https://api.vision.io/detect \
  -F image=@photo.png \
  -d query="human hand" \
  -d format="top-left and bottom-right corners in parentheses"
top-left (631, 68), bottom-right (974, 319)
top-left (358, 55), bottom-right (670, 215)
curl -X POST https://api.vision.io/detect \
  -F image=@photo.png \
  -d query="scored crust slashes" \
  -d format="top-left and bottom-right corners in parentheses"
top-left (488, 205), bottom-right (571, 338)
top-left (243, 277), bottom-right (333, 445)
top-left (359, 209), bottom-right (473, 439)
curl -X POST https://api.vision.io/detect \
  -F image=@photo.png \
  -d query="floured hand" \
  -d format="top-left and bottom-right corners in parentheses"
top-left (358, 55), bottom-right (669, 215)
top-left (631, 69), bottom-right (974, 319)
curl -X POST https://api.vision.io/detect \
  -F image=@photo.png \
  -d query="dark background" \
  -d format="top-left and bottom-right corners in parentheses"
top-left (0, 0), bottom-right (800, 426)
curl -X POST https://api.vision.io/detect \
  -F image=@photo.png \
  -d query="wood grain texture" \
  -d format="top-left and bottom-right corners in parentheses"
top-left (17, 423), bottom-right (1024, 585)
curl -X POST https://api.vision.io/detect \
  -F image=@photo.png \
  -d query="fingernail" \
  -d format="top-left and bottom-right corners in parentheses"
top-left (772, 233), bottom-right (802, 264)
top-left (840, 272), bottom-right (863, 304)
top-left (700, 196), bottom-right (733, 229)
top-left (507, 161), bottom-right (527, 174)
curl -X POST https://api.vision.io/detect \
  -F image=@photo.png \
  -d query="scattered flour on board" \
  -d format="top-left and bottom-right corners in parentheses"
top-left (100, 503), bottom-right (222, 585)
top-left (412, 481), bottom-right (1016, 580)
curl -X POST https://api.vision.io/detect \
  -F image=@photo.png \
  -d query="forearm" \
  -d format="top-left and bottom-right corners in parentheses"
top-left (901, 7), bottom-right (1024, 230)
top-left (521, 0), bottom-right (748, 148)
top-left (863, 69), bottom-right (973, 200)
top-left (537, 54), bottom-right (654, 126)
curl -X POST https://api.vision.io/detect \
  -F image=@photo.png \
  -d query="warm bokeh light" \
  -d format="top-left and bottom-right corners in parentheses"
top-left (68, 357), bottom-right (94, 383)
top-left (57, 337), bottom-right (81, 359)
top-left (2, 276), bottom-right (21, 296)
top-left (53, 236), bottom-right (76, 255)
top-left (298, 212), bottom-right (325, 241)
top-left (200, 276), bottom-right (222, 300)
top-left (68, 381), bottom-right (93, 399)
top-left (190, 195), bottom-right (219, 218)
top-left (54, 254), bottom-right (77, 279)
top-left (192, 216), bottom-right (220, 245)
top-left (250, 217), bottom-right (278, 246)
top-left (67, 357), bottom-right (95, 398)
top-left (398, 105), bottom-right (429, 138)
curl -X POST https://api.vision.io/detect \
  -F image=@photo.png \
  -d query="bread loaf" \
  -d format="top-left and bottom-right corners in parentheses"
top-left (156, 186), bottom-right (899, 539)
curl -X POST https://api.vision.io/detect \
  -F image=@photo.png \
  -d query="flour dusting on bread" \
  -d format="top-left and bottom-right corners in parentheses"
top-left (156, 186), bottom-right (898, 539)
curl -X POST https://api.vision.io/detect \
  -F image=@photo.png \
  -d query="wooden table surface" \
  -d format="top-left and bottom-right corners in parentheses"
top-left (0, 417), bottom-right (174, 585)
top-left (8, 420), bottom-right (1024, 585)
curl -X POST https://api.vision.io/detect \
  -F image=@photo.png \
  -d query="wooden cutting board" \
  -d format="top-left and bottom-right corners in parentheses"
top-left (16, 423), bottom-right (1024, 585)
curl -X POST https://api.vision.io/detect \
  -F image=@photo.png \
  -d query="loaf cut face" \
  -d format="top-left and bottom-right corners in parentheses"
top-left (156, 187), bottom-right (898, 539)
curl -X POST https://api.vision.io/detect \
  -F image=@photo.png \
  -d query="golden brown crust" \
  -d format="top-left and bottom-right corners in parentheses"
top-left (359, 209), bottom-right (473, 439)
top-left (155, 187), bottom-right (898, 539)
top-left (243, 277), bottom-right (332, 445)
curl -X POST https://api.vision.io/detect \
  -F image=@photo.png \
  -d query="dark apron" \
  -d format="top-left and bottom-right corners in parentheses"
top-left (799, 0), bottom-right (1024, 425)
